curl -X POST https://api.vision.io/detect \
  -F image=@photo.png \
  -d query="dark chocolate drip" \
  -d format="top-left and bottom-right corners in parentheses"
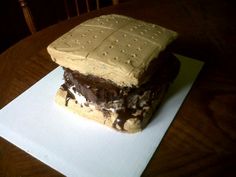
top-left (61, 83), bottom-right (67, 90)
top-left (66, 91), bottom-right (75, 106)
top-left (112, 94), bottom-right (130, 130)
top-left (61, 84), bottom-right (75, 106)
top-left (112, 111), bottom-right (127, 130)
top-left (112, 109), bottom-right (133, 130)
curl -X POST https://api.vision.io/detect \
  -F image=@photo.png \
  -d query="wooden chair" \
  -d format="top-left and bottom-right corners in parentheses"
top-left (18, 0), bottom-right (120, 34)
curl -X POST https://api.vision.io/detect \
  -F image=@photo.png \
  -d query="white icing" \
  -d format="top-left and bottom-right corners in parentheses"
top-left (68, 86), bottom-right (87, 106)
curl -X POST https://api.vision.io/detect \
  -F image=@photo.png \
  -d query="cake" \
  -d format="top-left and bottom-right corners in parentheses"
top-left (47, 14), bottom-right (180, 133)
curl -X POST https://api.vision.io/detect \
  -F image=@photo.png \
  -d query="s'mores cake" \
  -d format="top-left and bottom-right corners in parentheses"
top-left (47, 14), bottom-right (180, 133)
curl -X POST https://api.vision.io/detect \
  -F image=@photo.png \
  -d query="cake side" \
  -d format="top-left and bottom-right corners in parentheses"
top-left (54, 53), bottom-right (180, 133)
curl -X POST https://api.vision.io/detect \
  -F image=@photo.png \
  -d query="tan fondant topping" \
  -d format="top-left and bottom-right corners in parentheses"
top-left (47, 14), bottom-right (177, 86)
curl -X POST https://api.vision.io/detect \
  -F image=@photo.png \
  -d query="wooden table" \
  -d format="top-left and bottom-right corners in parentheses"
top-left (0, 0), bottom-right (235, 176)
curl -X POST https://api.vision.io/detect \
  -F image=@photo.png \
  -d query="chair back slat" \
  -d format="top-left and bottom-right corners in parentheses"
top-left (85, 0), bottom-right (90, 12)
top-left (96, 0), bottom-right (100, 10)
top-left (74, 0), bottom-right (80, 16)
top-left (63, 0), bottom-right (70, 19)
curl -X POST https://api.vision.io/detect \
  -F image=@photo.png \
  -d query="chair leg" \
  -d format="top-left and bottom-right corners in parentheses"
top-left (18, 0), bottom-right (36, 34)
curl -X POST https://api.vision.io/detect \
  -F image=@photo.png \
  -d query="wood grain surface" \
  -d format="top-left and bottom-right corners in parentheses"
top-left (0, 0), bottom-right (236, 176)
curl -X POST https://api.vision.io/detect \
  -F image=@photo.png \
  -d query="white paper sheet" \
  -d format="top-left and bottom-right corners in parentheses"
top-left (0, 54), bottom-right (203, 177)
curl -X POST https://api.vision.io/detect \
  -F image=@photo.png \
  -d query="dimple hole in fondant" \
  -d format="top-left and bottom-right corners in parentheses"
top-left (131, 54), bottom-right (137, 58)
top-left (102, 51), bottom-right (108, 56)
